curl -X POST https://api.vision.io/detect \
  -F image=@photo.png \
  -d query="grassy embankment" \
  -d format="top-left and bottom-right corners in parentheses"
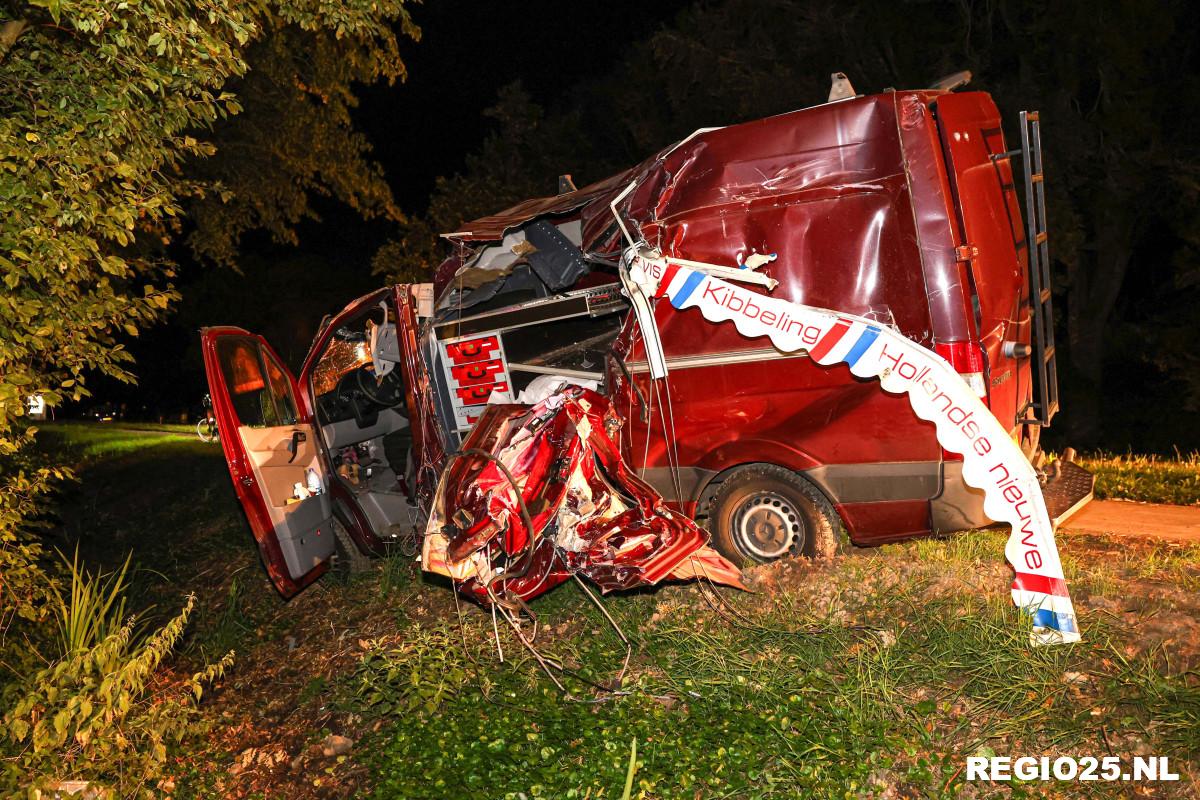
top-left (1076, 451), bottom-right (1200, 506)
top-left (27, 423), bottom-right (1200, 798)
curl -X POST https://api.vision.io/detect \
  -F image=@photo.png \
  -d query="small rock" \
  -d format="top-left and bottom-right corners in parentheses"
top-left (285, 635), bottom-right (298, 652)
top-left (1061, 671), bottom-right (1089, 685)
top-left (290, 755), bottom-right (305, 772)
top-left (873, 629), bottom-right (897, 648)
top-left (322, 734), bottom-right (354, 757)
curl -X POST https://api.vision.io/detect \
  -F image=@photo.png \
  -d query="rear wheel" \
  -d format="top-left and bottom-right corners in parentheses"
top-left (701, 464), bottom-right (844, 566)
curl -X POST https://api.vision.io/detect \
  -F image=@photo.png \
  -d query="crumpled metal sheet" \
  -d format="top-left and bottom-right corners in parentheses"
top-left (421, 387), bottom-right (744, 604)
top-left (439, 93), bottom-right (963, 350)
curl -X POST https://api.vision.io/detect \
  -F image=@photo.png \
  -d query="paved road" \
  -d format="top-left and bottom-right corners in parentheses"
top-left (1062, 499), bottom-right (1200, 544)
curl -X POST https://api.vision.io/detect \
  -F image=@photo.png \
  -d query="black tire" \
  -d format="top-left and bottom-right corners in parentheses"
top-left (700, 464), bottom-right (845, 566)
top-left (331, 516), bottom-right (372, 576)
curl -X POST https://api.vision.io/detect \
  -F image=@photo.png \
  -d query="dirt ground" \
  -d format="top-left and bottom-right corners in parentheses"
top-left (1064, 500), bottom-right (1200, 543)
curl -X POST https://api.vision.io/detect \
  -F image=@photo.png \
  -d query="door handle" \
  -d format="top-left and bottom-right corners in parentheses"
top-left (286, 430), bottom-right (306, 463)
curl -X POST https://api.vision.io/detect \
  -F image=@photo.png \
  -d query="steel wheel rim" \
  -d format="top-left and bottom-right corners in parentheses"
top-left (731, 492), bottom-right (804, 560)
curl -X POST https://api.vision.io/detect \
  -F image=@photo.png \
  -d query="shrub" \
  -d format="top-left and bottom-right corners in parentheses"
top-left (353, 626), bottom-right (473, 716)
top-left (51, 549), bottom-right (130, 658)
top-left (1, 596), bottom-right (233, 798)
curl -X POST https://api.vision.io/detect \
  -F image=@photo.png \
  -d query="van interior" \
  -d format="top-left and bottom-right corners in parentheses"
top-left (307, 218), bottom-right (629, 541)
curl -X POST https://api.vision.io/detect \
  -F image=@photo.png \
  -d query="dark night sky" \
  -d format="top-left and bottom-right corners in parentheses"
top-left (360, 0), bottom-right (695, 209)
top-left (315, 0), bottom-right (697, 258)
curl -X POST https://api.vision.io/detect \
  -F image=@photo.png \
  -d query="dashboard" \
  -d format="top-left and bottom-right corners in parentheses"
top-left (316, 365), bottom-right (406, 428)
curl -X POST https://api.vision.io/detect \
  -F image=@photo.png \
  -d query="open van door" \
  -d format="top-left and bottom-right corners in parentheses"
top-left (201, 327), bottom-right (335, 596)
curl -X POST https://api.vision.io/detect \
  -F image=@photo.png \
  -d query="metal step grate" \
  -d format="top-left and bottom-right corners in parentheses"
top-left (1043, 459), bottom-right (1094, 528)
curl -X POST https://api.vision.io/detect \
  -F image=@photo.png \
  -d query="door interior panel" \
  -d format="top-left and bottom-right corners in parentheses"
top-left (264, 491), bottom-right (334, 578)
top-left (239, 423), bottom-right (334, 575)
top-left (239, 424), bottom-right (323, 506)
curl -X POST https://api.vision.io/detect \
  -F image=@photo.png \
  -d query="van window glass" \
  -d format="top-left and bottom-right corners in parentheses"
top-left (263, 349), bottom-right (299, 425)
top-left (217, 338), bottom-right (298, 428)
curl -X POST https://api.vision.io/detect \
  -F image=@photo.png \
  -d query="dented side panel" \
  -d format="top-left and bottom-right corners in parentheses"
top-left (437, 90), bottom-right (1021, 545)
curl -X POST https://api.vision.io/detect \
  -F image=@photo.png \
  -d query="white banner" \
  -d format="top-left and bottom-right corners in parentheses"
top-left (626, 246), bottom-right (1080, 645)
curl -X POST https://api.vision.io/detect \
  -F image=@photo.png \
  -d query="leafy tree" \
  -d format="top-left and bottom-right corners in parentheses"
top-left (186, 8), bottom-right (417, 265)
top-left (0, 0), bottom-right (414, 632)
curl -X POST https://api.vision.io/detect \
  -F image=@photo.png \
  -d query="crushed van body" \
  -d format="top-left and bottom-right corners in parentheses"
top-left (420, 386), bottom-right (744, 604)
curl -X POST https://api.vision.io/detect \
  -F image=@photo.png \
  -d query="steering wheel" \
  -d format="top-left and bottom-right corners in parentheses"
top-left (356, 366), bottom-right (405, 409)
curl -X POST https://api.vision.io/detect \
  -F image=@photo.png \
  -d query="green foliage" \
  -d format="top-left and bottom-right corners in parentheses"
top-left (377, 541), bottom-right (417, 598)
top-left (51, 548), bottom-right (131, 658)
top-left (0, 0), bottom-right (416, 660)
top-left (186, 3), bottom-right (419, 265)
top-left (352, 626), bottom-right (473, 716)
top-left (2, 594), bottom-right (233, 797)
top-left (0, 428), bottom-right (64, 627)
top-left (347, 541), bottom-right (1199, 798)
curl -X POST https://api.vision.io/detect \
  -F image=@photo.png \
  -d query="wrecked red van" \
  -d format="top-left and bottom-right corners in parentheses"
top-left (203, 79), bottom-right (1093, 597)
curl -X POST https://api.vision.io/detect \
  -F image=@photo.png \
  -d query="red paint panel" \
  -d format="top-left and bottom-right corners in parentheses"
top-left (834, 500), bottom-right (933, 545)
top-left (434, 89), bottom-right (1039, 547)
top-left (936, 91), bottom-right (1032, 433)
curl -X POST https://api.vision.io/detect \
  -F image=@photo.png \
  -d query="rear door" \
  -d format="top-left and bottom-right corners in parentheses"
top-left (935, 91), bottom-right (1032, 436)
top-left (201, 327), bottom-right (335, 596)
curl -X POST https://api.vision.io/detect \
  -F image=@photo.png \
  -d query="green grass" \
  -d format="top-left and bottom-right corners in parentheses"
top-left (114, 421), bottom-right (196, 434)
top-left (23, 425), bottom-right (1199, 798)
top-left (348, 537), bottom-right (1199, 799)
top-left (1075, 450), bottom-right (1200, 506)
top-left (36, 420), bottom-right (197, 462)
top-left (31, 419), bottom-right (274, 660)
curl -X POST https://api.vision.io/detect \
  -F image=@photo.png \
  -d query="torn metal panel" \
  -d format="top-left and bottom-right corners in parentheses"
top-left (440, 171), bottom-right (630, 243)
top-left (421, 387), bottom-right (743, 603)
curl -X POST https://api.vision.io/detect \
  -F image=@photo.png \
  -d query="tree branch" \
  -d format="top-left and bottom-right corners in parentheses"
top-left (0, 19), bottom-right (28, 62)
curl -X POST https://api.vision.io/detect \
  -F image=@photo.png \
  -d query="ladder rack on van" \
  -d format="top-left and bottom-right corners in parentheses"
top-left (992, 110), bottom-right (1059, 426)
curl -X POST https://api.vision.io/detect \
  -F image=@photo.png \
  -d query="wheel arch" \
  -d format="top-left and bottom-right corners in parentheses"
top-left (688, 433), bottom-right (828, 506)
top-left (694, 459), bottom-right (844, 531)
top-left (329, 482), bottom-right (385, 557)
